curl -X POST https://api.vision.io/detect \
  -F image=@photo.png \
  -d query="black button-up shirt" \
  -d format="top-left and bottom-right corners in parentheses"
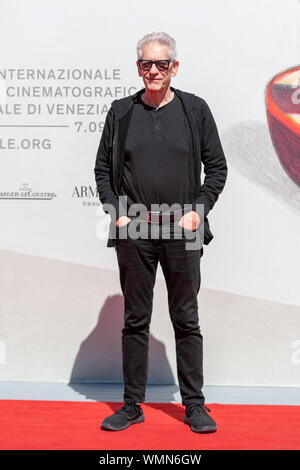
top-left (121, 91), bottom-right (190, 211)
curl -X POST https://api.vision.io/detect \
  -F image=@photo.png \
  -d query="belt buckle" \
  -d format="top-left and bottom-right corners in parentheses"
top-left (147, 211), bottom-right (161, 224)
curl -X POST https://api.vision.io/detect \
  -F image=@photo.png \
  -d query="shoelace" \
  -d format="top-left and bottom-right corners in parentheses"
top-left (187, 403), bottom-right (211, 415)
top-left (118, 402), bottom-right (140, 415)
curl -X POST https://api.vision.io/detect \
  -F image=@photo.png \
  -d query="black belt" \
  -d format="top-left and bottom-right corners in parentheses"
top-left (136, 209), bottom-right (185, 225)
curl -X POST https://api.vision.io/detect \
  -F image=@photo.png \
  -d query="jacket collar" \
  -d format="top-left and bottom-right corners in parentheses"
top-left (111, 86), bottom-right (196, 119)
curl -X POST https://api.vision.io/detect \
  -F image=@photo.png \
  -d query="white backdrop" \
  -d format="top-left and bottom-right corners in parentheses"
top-left (1, 0), bottom-right (300, 387)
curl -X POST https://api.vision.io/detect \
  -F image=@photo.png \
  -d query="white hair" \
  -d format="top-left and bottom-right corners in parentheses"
top-left (136, 31), bottom-right (177, 61)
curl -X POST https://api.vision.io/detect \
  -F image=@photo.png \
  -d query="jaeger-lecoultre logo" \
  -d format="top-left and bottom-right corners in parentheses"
top-left (0, 183), bottom-right (57, 199)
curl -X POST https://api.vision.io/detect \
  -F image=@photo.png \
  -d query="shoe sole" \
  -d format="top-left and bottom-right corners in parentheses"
top-left (184, 416), bottom-right (217, 433)
top-left (101, 413), bottom-right (145, 431)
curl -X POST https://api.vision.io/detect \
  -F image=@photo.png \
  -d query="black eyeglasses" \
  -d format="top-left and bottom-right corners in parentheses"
top-left (137, 59), bottom-right (174, 71)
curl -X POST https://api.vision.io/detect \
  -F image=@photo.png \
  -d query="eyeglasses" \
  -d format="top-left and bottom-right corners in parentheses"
top-left (137, 59), bottom-right (174, 71)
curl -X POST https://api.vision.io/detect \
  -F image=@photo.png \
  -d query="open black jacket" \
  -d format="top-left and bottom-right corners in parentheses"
top-left (94, 86), bottom-right (228, 248)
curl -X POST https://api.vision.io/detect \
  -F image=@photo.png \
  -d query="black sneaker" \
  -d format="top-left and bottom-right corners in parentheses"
top-left (184, 403), bottom-right (217, 433)
top-left (101, 402), bottom-right (145, 431)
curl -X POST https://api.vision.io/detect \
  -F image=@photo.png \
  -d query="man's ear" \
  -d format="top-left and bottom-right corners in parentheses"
top-left (136, 61), bottom-right (142, 77)
top-left (171, 61), bottom-right (179, 77)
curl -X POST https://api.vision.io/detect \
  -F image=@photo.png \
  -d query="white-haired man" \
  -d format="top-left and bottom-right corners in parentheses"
top-left (95, 32), bottom-right (227, 433)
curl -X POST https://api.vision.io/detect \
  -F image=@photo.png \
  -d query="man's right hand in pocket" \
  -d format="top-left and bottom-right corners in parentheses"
top-left (116, 216), bottom-right (132, 227)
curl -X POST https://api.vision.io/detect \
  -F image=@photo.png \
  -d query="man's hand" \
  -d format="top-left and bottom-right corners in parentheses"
top-left (116, 216), bottom-right (132, 227)
top-left (177, 211), bottom-right (201, 231)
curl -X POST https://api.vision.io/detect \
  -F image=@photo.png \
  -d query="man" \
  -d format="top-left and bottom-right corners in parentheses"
top-left (94, 32), bottom-right (227, 433)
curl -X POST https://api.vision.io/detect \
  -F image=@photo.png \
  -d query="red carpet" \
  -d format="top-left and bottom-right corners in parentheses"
top-left (0, 400), bottom-right (300, 450)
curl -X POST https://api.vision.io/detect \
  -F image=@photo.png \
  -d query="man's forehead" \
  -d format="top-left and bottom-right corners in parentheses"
top-left (142, 42), bottom-right (169, 56)
top-left (141, 56), bottom-right (170, 60)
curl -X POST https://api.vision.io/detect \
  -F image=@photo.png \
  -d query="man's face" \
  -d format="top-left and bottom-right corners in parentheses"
top-left (136, 41), bottom-right (179, 92)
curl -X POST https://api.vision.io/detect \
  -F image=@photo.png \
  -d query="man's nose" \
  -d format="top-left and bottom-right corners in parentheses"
top-left (150, 63), bottom-right (159, 72)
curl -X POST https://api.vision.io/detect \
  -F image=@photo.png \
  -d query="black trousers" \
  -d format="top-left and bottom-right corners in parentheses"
top-left (115, 219), bottom-right (205, 407)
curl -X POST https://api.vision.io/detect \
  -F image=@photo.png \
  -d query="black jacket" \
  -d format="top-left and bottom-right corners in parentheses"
top-left (94, 86), bottom-right (228, 248)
